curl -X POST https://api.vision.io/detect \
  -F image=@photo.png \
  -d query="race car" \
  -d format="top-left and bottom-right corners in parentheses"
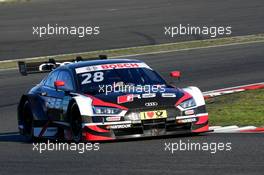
top-left (17, 55), bottom-right (209, 142)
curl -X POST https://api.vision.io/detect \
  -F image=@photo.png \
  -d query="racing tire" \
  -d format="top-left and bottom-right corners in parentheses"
top-left (22, 101), bottom-right (35, 142)
top-left (70, 103), bottom-right (82, 143)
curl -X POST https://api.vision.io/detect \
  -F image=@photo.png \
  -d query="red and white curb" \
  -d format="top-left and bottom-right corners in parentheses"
top-left (202, 82), bottom-right (264, 99)
top-left (209, 125), bottom-right (264, 133)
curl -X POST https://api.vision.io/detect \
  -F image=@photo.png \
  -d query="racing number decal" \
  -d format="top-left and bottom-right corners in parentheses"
top-left (93, 72), bottom-right (104, 82)
top-left (81, 73), bottom-right (92, 84)
top-left (81, 72), bottom-right (104, 84)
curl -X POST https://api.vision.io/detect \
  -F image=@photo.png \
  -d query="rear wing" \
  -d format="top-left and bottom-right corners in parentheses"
top-left (17, 55), bottom-right (107, 76)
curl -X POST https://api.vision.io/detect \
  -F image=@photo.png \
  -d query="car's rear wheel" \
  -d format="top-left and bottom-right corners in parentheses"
top-left (22, 101), bottom-right (34, 141)
top-left (70, 103), bottom-right (82, 142)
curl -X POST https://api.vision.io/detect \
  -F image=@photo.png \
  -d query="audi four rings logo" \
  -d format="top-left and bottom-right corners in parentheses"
top-left (145, 102), bottom-right (158, 107)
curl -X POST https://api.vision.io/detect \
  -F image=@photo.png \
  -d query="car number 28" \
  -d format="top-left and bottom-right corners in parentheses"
top-left (81, 72), bottom-right (104, 84)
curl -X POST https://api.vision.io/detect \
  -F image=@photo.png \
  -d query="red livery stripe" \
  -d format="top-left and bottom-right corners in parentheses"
top-left (192, 124), bottom-right (209, 133)
top-left (86, 94), bottom-right (128, 110)
top-left (85, 132), bottom-right (114, 141)
top-left (195, 115), bottom-right (209, 125)
top-left (86, 125), bottom-right (109, 133)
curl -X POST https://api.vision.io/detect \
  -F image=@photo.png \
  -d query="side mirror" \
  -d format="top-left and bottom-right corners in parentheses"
top-left (54, 80), bottom-right (65, 91)
top-left (170, 71), bottom-right (181, 79)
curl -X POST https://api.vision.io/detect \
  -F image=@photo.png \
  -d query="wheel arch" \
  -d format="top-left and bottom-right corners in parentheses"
top-left (72, 95), bottom-right (93, 116)
top-left (183, 86), bottom-right (205, 107)
top-left (18, 94), bottom-right (47, 127)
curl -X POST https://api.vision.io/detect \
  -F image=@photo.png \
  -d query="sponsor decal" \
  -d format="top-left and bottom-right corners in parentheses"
top-left (75, 63), bottom-right (151, 74)
top-left (133, 93), bottom-right (157, 99)
top-left (105, 116), bottom-right (121, 122)
top-left (140, 110), bottom-right (167, 120)
top-left (117, 93), bottom-right (158, 104)
top-left (142, 93), bottom-right (156, 98)
top-left (185, 109), bottom-right (195, 115)
top-left (107, 124), bottom-right (131, 129)
top-left (162, 93), bottom-right (176, 97)
top-left (117, 94), bottom-right (134, 104)
top-left (101, 63), bottom-right (139, 69)
top-left (177, 118), bottom-right (197, 124)
top-left (125, 112), bottom-right (140, 121)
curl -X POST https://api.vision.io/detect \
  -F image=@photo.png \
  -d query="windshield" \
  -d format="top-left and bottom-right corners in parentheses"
top-left (77, 67), bottom-right (167, 94)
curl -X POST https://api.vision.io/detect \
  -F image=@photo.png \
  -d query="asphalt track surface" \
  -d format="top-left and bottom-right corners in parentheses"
top-left (0, 0), bottom-right (264, 60)
top-left (0, 42), bottom-right (264, 174)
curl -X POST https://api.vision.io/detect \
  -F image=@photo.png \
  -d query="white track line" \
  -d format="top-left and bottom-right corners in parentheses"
top-left (232, 126), bottom-right (257, 132)
top-left (216, 126), bottom-right (256, 133)
top-left (210, 125), bottom-right (261, 133)
top-left (212, 125), bottom-right (239, 133)
top-left (209, 126), bottom-right (222, 130)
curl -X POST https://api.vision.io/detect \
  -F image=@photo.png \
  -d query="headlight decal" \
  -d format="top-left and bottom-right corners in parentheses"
top-left (179, 98), bottom-right (196, 109)
top-left (93, 106), bottom-right (122, 115)
top-left (175, 91), bottom-right (192, 106)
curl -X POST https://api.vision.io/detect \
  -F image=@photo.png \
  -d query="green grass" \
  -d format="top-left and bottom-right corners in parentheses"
top-left (207, 89), bottom-right (264, 127)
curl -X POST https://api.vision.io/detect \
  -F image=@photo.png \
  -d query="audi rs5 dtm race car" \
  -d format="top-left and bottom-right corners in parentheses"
top-left (17, 55), bottom-right (209, 142)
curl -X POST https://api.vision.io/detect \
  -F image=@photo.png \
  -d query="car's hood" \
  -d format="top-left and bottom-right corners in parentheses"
top-left (90, 87), bottom-right (185, 110)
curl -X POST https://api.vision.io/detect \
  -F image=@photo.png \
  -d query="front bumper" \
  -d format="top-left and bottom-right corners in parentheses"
top-left (81, 113), bottom-right (209, 141)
